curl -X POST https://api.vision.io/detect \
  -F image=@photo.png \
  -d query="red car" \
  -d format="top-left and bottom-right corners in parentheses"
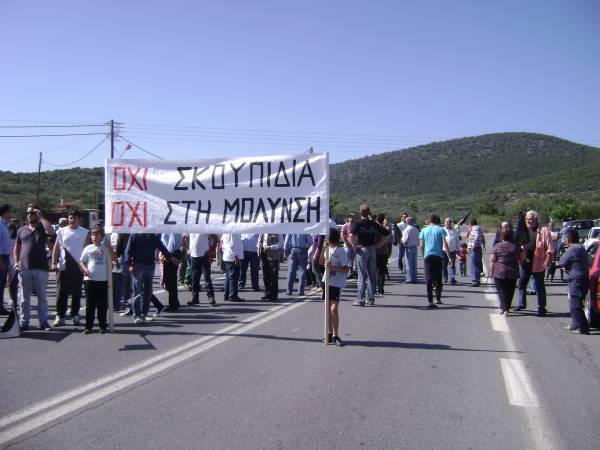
top-left (587, 242), bottom-right (600, 328)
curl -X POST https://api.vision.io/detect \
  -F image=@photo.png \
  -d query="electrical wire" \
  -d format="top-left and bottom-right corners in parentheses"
top-left (124, 121), bottom-right (450, 141)
top-left (3, 126), bottom-right (110, 168)
top-left (116, 135), bottom-right (164, 159)
top-left (0, 124), bottom-right (106, 128)
top-left (0, 132), bottom-right (107, 138)
top-left (42, 136), bottom-right (108, 167)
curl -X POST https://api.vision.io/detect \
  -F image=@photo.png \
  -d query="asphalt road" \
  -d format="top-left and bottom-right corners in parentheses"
top-left (1, 250), bottom-right (599, 449)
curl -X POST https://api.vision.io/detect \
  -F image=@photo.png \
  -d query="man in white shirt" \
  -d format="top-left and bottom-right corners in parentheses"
top-left (443, 217), bottom-right (460, 284)
top-left (401, 216), bottom-right (419, 284)
top-left (187, 234), bottom-right (216, 306)
top-left (51, 210), bottom-right (90, 326)
top-left (221, 234), bottom-right (245, 302)
top-left (396, 212), bottom-right (408, 272)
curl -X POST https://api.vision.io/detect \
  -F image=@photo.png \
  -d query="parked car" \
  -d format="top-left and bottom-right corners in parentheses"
top-left (565, 220), bottom-right (596, 242)
top-left (587, 241), bottom-right (600, 328)
top-left (583, 226), bottom-right (600, 251)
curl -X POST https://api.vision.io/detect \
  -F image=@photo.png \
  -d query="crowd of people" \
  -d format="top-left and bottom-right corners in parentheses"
top-left (0, 202), bottom-right (593, 342)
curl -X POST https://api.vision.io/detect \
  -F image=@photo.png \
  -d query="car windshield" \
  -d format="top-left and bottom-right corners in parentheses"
top-left (568, 220), bottom-right (595, 229)
top-left (591, 229), bottom-right (600, 239)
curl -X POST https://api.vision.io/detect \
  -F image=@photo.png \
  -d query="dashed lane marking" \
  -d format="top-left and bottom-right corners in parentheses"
top-left (0, 299), bottom-right (309, 446)
top-left (489, 313), bottom-right (510, 332)
top-left (500, 358), bottom-right (540, 407)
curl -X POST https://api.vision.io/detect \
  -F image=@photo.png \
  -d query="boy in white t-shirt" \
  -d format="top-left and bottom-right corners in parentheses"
top-left (322, 228), bottom-right (348, 347)
top-left (79, 227), bottom-right (110, 334)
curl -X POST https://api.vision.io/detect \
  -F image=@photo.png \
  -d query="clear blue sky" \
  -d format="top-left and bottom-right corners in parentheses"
top-left (1, 0), bottom-right (599, 173)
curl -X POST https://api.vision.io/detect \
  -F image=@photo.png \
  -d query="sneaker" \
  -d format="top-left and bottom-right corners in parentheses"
top-left (82, 328), bottom-right (92, 334)
top-left (208, 295), bottom-right (216, 306)
top-left (286, 291), bottom-right (293, 296)
top-left (435, 300), bottom-right (443, 305)
top-left (513, 306), bottom-right (525, 311)
top-left (333, 336), bottom-right (345, 347)
top-left (536, 309), bottom-right (547, 317)
top-left (450, 279), bottom-right (457, 285)
top-left (155, 304), bottom-right (166, 316)
top-left (352, 301), bottom-right (365, 307)
top-left (134, 317), bottom-right (144, 325)
top-left (39, 322), bottom-right (52, 331)
top-left (19, 322), bottom-right (29, 331)
top-left (470, 283), bottom-right (480, 287)
top-left (427, 302), bottom-right (438, 309)
top-left (52, 317), bottom-right (65, 327)
top-left (120, 308), bottom-right (133, 316)
top-left (230, 296), bottom-right (245, 302)
top-left (72, 315), bottom-right (81, 326)
top-left (366, 300), bottom-right (375, 306)
top-left (186, 299), bottom-right (200, 306)
top-left (99, 328), bottom-right (106, 334)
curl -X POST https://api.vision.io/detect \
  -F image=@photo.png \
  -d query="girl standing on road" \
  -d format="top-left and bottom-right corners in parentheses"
top-left (322, 228), bottom-right (348, 346)
top-left (489, 222), bottom-right (524, 315)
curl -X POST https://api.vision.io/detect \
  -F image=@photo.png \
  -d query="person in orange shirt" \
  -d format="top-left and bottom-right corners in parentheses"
top-left (514, 210), bottom-right (554, 316)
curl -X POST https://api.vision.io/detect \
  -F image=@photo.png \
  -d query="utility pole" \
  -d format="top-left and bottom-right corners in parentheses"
top-left (109, 119), bottom-right (115, 158)
top-left (36, 152), bottom-right (42, 204)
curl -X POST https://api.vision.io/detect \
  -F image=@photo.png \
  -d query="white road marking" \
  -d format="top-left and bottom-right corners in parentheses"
top-left (484, 290), bottom-right (497, 303)
top-left (500, 358), bottom-right (540, 407)
top-left (489, 313), bottom-right (510, 332)
top-left (0, 300), bottom-right (308, 445)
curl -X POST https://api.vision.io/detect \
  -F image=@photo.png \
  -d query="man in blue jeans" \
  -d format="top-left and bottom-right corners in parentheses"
top-left (284, 233), bottom-right (312, 296)
top-left (350, 204), bottom-right (391, 307)
top-left (14, 204), bottom-right (56, 330)
top-left (402, 216), bottom-right (419, 284)
top-left (467, 218), bottom-right (485, 287)
top-left (125, 233), bottom-right (178, 325)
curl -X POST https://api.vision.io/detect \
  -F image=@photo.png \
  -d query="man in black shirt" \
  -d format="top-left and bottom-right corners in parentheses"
top-left (13, 204), bottom-right (55, 330)
top-left (350, 204), bottom-right (391, 306)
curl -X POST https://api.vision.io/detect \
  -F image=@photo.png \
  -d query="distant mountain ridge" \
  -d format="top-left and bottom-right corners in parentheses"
top-left (329, 132), bottom-right (600, 219)
top-left (1, 132), bottom-right (599, 223)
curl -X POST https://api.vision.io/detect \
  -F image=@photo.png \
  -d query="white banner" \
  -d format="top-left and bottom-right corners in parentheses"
top-left (105, 152), bottom-right (329, 234)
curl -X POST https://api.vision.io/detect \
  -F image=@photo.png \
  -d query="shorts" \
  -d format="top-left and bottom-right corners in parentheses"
top-left (321, 285), bottom-right (341, 302)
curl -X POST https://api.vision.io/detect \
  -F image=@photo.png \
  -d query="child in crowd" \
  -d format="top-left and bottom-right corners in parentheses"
top-left (457, 243), bottom-right (468, 277)
top-left (79, 226), bottom-right (110, 334)
top-left (322, 228), bottom-right (348, 347)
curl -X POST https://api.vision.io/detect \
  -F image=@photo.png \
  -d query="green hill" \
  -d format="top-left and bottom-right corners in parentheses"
top-left (1, 132), bottom-right (599, 225)
top-left (329, 132), bottom-right (600, 223)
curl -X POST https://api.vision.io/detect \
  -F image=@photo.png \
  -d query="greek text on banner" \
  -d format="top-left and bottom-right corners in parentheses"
top-left (104, 152), bottom-right (329, 234)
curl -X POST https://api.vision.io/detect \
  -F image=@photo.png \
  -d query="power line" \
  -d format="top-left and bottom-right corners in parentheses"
top-left (42, 136), bottom-right (108, 167)
top-left (117, 135), bottom-right (164, 159)
top-left (0, 124), bottom-right (105, 128)
top-left (0, 132), bottom-right (107, 138)
top-left (124, 122), bottom-right (450, 141)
